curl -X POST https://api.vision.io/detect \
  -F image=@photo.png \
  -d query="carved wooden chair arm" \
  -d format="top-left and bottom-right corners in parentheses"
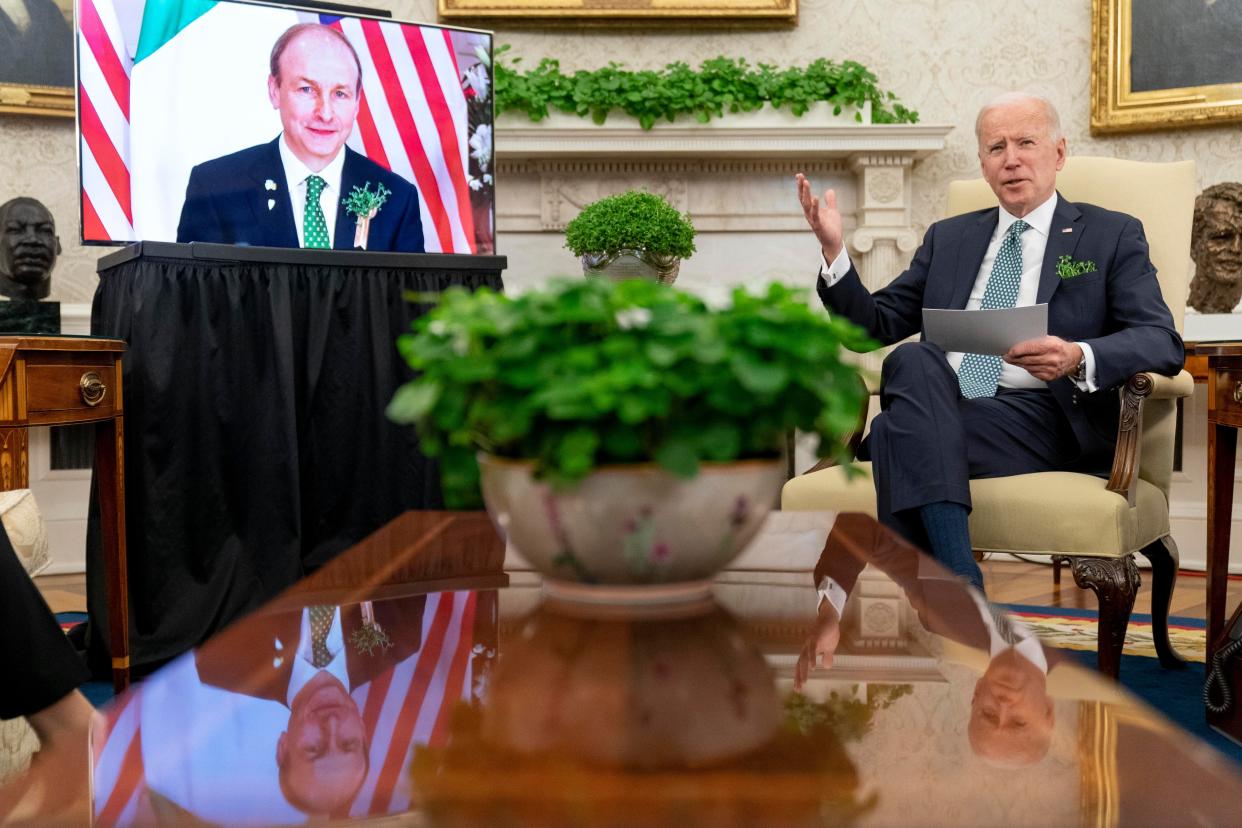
top-left (1104, 370), bottom-right (1192, 505)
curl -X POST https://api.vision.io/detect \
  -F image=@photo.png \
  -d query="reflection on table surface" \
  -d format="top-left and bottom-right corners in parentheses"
top-left (87, 511), bottom-right (1242, 827)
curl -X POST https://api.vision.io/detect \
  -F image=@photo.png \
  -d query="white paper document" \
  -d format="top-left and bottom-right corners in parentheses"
top-left (922, 304), bottom-right (1048, 355)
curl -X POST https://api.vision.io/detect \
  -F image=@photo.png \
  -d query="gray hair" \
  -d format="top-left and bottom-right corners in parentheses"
top-left (975, 92), bottom-right (1062, 144)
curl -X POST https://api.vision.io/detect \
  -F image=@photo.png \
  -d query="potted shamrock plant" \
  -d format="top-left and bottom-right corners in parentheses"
top-left (387, 278), bottom-right (871, 601)
top-left (564, 190), bottom-right (696, 284)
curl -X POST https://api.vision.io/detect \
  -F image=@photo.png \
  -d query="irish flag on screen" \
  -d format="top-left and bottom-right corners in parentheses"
top-left (76, 0), bottom-right (475, 252)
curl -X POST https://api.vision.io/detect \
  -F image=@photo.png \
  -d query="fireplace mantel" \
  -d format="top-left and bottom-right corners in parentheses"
top-left (492, 118), bottom-right (954, 320)
top-left (496, 120), bottom-right (954, 160)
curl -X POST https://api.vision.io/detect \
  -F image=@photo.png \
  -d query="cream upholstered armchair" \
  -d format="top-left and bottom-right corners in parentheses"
top-left (783, 156), bottom-right (1197, 678)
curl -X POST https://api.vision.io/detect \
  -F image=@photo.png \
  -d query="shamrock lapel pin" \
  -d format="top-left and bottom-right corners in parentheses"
top-left (265, 179), bottom-right (278, 191)
top-left (342, 182), bottom-right (392, 250)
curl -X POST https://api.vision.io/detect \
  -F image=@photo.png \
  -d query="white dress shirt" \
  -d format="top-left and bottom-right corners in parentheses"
top-left (815, 575), bottom-right (849, 617)
top-left (819, 192), bottom-right (1098, 391)
top-left (278, 136), bottom-right (346, 248)
top-left (286, 606), bottom-right (351, 705)
top-left (968, 590), bottom-right (1048, 674)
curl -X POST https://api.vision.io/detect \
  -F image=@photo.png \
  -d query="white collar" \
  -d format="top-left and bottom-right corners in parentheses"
top-left (968, 590), bottom-right (1048, 674)
top-left (278, 134), bottom-right (347, 194)
top-left (997, 191), bottom-right (1057, 239)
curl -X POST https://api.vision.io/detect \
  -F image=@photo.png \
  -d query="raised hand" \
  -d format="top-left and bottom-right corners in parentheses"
top-left (795, 172), bottom-right (845, 263)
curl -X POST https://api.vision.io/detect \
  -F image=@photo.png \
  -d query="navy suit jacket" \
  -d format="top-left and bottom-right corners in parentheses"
top-left (818, 195), bottom-right (1184, 466)
top-left (194, 596), bottom-right (427, 704)
top-left (176, 137), bottom-right (425, 253)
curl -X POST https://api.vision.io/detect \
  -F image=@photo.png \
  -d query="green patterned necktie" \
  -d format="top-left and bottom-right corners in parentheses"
top-left (303, 175), bottom-right (330, 249)
top-left (957, 219), bottom-right (1030, 399)
top-left (308, 604), bottom-right (335, 668)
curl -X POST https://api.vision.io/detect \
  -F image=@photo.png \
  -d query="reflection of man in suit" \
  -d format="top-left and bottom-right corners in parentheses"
top-left (194, 596), bottom-right (425, 816)
top-left (796, 92), bottom-right (1183, 589)
top-left (176, 23), bottom-right (424, 252)
top-left (797, 515), bottom-right (1057, 766)
top-left (0, 0), bottom-right (72, 88)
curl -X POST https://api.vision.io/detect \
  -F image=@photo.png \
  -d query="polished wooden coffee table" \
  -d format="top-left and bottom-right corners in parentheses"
top-left (83, 511), bottom-right (1242, 826)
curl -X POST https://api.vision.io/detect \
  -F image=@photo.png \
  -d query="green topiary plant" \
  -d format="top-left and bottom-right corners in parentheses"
top-left (563, 191), bottom-right (696, 260)
top-left (494, 47), bottom-right (919, 130)
top-left (386, 277), bottom-right (874, 507)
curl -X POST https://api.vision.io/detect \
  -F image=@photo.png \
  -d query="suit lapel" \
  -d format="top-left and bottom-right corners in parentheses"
top-left (334, 148), bottom-right (361, 250)
top-left (948, 209), bottom-right (997, 310)
top-left (1037, 194), bottom-right (1084, 305)
top-left (247, 138), bottom-right (298, 249)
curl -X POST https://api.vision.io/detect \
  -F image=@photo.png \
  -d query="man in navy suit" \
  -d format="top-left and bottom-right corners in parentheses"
top-left (795, 92), bottom-right (1183, 590)
top-left (176, 22), bottom-right (424, 253)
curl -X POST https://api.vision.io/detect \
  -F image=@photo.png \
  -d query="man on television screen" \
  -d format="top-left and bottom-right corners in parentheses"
top-left (176, 23), bottom-right (424, 252)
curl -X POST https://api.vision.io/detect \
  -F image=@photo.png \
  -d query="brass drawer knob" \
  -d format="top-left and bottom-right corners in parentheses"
top-left (80, 371), bottom-right (107, 407)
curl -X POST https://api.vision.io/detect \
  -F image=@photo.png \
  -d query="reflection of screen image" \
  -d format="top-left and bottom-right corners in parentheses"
top-left (92, 591), bottom-right (492, 825)
top-left (76, 0), bottom-right (493, 253)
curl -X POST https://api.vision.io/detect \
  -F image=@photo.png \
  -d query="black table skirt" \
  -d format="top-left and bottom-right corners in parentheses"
top-left (86, 246), bottom-right (504, 670)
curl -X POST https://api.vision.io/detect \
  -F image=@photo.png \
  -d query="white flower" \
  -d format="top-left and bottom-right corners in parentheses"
top-left (469, 124), bottom-right (492, 171)
top-left (615, 307), bottom-right (652, 329)
top-left (483, 173), bottom-right (493, 185)
top-left (463, 63), bottom-right (490, 102)
top-left (467, 175), bottom-right (483, 192)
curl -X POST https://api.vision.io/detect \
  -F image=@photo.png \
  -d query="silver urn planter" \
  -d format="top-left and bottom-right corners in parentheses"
top-left (581, 249), bottom-right (681, 285)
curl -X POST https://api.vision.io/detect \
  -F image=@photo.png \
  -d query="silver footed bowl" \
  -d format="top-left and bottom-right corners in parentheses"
top-left (580, 249), bottom-right (681, 284)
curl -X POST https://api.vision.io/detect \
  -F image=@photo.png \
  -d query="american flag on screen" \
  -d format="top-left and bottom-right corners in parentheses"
top-left (75, 0), bottom-right (478, 253)
top-left (92, 590), bottom-right (481, 826)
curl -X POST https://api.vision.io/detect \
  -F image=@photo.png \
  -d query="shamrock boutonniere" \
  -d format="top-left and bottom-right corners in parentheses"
top-left (342, 182), bottom-right (391, 250)
top-left (1056, 255), bottom-right (1097, 279)
top-left (350, 600), bottom-right (393, 656)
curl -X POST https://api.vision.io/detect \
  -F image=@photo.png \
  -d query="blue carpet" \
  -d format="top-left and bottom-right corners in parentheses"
top-left (56, 614), bottom-right (115, 709)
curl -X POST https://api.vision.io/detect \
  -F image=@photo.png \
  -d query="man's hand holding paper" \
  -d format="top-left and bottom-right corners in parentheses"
top-left (1003, 336), bottom-right (1085, 381)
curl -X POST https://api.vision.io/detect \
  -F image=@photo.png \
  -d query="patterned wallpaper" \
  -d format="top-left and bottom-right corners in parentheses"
top-left (6, 0), bottom-right (1242, 302)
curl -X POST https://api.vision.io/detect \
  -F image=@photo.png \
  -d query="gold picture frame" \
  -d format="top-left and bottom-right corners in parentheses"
top-left (1092, 0), bottom-right (1242, 134)
top-left (0, 83), bottom-right (74, 118)
top-left (0, 0), bottom-right (75, 117)
top-left (437, 0), bottom-right (795, 23)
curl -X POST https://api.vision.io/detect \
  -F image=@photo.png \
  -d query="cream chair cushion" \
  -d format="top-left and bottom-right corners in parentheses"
top-left (783, 464), bottom-right (1168, 559)
top-left (0, 488), bottom-right (50, 576)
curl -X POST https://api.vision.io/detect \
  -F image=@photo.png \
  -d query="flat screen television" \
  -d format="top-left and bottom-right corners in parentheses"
top-left (75, 0), bottom-right (495, 254)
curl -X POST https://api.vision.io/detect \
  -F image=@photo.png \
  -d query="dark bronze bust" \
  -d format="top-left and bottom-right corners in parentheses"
top-left (0, 197), bottom-right (60, 302)
top-left (1189, 183), bottom-right (1242, 314)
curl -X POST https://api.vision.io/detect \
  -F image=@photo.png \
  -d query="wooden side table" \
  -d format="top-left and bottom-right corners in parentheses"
top-left (1195, 342), bottom-right (1242, 663)
top-left (0, 336), bottom-right (129, 692)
